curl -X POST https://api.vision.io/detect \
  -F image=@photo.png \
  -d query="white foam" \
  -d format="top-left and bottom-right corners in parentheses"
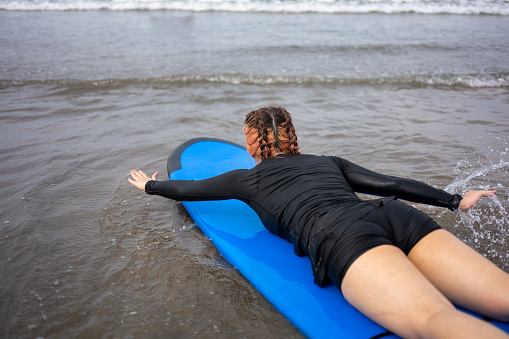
top-left (2, 0), bottom-right (509, 15)
top-left (416, 74), bottom-right (509, 88)
top-left (1, 73), bottom-right (508, 88)
top-left (168, 73), bottom-right (509, 88)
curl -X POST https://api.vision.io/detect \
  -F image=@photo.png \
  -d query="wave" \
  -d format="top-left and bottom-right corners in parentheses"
top-left (1, 0), bottom-right (509, 15)
top-left (2, 73), bottom-right (508, 89)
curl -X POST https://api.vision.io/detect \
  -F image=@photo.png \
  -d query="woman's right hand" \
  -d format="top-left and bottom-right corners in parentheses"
top-left (458, 190), bottom-right (496, 212)
top-left (128, 169), bottom-right (158, 192)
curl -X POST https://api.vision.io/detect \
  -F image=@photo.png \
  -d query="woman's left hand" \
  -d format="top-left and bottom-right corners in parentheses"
top-left (458, 190), bottom-right (496, 212)
top-left (128, 169), bottom-right (158, 192)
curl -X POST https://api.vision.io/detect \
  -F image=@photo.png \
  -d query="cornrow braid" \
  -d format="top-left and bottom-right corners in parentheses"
top-left (244, 106), bottom-right (300, 160)
top-left (270, 110), bottom-right (279, 151)
top-left (257, 114), bottom-right (271, 159)
top-left (282, 108), bottom-right (300, 154)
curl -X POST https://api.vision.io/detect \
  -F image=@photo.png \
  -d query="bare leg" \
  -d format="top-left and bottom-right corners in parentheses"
top-left (408, 229), bottom-right (509, 322)
top-left (341, 245), bottom-right (509, 339)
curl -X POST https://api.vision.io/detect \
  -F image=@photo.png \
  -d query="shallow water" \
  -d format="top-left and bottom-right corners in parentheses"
top-left (1, 7), bottom-right (508, 338)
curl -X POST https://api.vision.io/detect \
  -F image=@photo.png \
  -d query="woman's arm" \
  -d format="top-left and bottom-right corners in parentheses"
top-left (128, 169), bottom-right (251, 202)
top-left (331, 158), bottom-right (495, 211)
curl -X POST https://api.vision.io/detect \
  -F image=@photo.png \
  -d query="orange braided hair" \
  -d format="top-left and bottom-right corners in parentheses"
top-left (244, 106), bottom-right (300, 160)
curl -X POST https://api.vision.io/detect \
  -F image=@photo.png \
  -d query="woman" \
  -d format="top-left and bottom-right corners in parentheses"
top-left (129, 106), bottom-right (509, 339)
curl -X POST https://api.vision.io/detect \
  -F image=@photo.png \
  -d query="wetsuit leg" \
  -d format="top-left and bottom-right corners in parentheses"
top-left (326, 200), bottom-right (441, 290)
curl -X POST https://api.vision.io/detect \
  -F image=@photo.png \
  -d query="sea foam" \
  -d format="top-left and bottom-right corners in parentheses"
top-left (2, 73), bottom-right (508, 89)
top-left (1, 0), bottom-right (508, 15)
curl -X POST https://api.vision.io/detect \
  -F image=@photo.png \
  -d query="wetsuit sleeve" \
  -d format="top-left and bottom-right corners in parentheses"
top-left (144, 169), bottom-right (251, 202)
top-left (330, 157), bottom-right (462, 211)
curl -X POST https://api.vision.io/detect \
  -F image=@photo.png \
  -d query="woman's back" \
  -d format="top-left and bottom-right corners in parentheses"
top-left (247, 154), bottom-right (370, 245)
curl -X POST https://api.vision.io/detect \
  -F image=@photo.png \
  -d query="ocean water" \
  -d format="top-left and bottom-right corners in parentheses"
top-left (1, 1), bottom-right (508, 337)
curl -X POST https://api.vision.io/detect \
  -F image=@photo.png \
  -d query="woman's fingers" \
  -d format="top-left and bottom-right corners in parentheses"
top-left (130, 169), bottom-right (139, 179)
top-left (131, 169), bottom-right (147, 179)
top-left (128, 169), bottom-right (157, 192)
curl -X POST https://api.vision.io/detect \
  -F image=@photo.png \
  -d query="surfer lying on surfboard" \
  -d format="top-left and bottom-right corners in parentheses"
top-left (129, 106), bottom-right (509, 339)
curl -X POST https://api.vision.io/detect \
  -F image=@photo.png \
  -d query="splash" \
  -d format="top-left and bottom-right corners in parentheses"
top-left (172, 223), bottom-right (196, 232)
top-left (445, 134), bottom-right (509, 270)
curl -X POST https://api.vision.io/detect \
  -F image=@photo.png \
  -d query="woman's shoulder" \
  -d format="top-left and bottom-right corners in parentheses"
top-left (260, 153), bottom-right (343, 167)
top-left (299, 153), bottom-right (345, 162)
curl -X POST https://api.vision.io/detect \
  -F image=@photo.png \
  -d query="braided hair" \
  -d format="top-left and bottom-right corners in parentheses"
top-left (244, 106), bottom-right (300, 160)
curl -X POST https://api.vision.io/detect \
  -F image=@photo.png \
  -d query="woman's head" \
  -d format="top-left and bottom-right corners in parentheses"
top-left (244, 106), bottom-right (300, 161)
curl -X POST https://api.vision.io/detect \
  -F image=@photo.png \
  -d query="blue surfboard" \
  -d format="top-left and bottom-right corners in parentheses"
top-left (167, 137), bottom-right (509, 339)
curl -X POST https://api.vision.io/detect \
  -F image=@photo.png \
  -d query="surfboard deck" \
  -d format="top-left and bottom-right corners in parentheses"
top-left (167, 137), bottom-right (509, 339)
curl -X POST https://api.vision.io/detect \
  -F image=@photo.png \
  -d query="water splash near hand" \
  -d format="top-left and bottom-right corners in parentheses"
top-left (445, 134), bottom-right (508, 271)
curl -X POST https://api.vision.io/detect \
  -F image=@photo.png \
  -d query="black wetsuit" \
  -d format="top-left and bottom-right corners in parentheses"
top-left (146, 154), bottom-right (461, 290)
